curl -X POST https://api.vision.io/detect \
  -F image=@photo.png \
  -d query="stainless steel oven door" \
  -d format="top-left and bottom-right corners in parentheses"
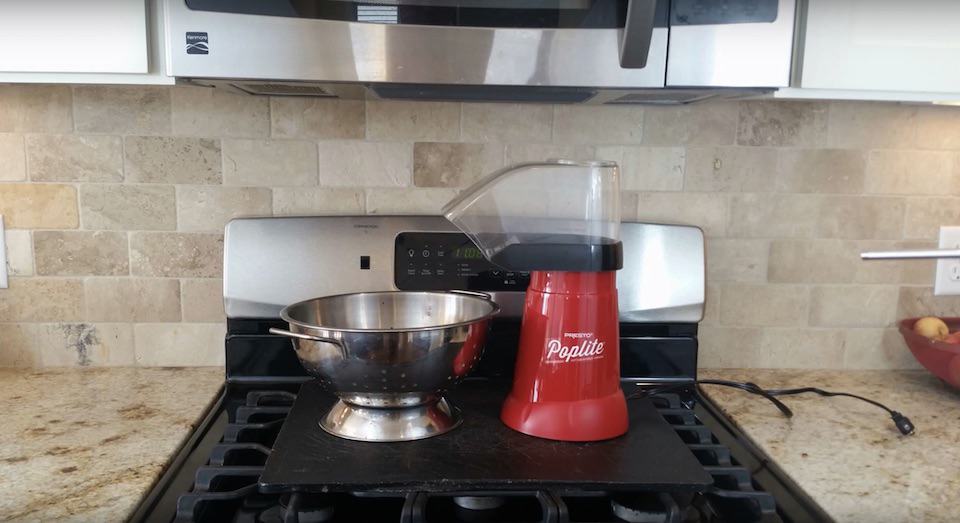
top-left (163, 0), bottom-right (667, 88)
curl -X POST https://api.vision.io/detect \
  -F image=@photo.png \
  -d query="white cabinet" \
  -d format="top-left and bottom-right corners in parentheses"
top-left (801, 0), bottom-right (960, 93)
top-left (0, 0), bottom-right (172, 84)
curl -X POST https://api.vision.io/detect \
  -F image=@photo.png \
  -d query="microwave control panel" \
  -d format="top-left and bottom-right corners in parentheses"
top-left (394, 232), bottom-right (530, 292)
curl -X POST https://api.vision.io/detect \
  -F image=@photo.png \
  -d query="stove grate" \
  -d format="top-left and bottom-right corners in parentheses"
top-left (652, 393), bottom-right (780, 523)
top-left (174, 388), bottom-right (782, 523)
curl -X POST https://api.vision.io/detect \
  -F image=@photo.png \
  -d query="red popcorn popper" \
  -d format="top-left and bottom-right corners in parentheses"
top-left (444, 160), bottom-right (628, 441)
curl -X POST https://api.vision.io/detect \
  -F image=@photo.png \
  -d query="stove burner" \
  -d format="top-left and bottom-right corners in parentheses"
top-left (280, 493), bottom-right (334, 523)
top-left (452, 496), bottom-right (507, 510)
top-left (610, 493), bottom-right (670, 523)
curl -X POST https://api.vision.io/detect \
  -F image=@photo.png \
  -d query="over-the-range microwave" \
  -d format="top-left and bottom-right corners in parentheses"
top-left (164, 0), bottom-right (797, 104)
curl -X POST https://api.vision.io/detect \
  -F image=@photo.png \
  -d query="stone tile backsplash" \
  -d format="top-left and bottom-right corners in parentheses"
top-left (0, 183), bottom-right (78, 228)
top-left (2, 84), bottom-right (960, 369)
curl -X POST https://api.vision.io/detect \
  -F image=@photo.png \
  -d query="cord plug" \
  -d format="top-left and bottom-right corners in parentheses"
top-left (891, 412), bottom-right (915, 436)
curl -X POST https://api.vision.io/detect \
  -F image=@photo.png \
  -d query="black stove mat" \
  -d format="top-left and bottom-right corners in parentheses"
top-left (259, 379), bottom-right (713, 494)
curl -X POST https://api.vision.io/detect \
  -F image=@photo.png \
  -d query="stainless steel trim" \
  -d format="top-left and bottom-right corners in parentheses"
top-left (164, 0), bottom-right (667, 88)
top-left (187, 78), bottom-right (772, 105)
top-left (666, 0), bottom-right (796, 87)
top-left (223, 216), bottom-right (705, 323)
top-left (861, 249), bottom-right (960, 260)
top-left (790, 0), bottom-right (809, 87)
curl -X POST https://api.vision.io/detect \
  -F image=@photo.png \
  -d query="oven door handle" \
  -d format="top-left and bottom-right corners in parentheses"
top-left (619, 0), bottom-right (659, 68)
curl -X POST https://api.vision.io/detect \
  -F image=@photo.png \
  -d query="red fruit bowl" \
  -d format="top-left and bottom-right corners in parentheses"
top-left (898, 317), bottom-right (960, 389)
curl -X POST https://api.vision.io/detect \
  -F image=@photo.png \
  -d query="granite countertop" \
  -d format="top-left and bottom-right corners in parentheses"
top-left (0, 367), bottom-right (224, 522)
top-left (700, 369), bottom-right (960, 523)
top-left (4, 367), bottom-right (957, 522)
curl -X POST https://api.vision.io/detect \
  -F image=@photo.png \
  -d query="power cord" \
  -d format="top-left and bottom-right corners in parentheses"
top-left (630, 379), bottom-right (916, 436)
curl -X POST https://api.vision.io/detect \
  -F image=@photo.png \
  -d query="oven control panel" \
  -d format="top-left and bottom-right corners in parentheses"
top-left (394, 232), bottom-right (530, 291)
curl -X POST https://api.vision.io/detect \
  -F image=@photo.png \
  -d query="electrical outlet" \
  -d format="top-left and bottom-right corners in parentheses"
top-left (934, 226), bottom-right (960, 295)
top-left (0, 215), bottom-right (7, 289)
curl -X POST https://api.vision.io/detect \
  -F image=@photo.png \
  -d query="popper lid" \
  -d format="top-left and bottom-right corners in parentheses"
top-left (443, 160), bottom-right (623, 272)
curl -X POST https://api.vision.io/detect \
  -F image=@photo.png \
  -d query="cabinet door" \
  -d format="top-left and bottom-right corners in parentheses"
top-left (802, 0), bottom-right (960, 92)
top-left (0, 0), bottom-right (148, 74)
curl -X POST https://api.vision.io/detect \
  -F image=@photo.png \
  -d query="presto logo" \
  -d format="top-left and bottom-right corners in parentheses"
top-left (545, 332), bottom-right (605, 363)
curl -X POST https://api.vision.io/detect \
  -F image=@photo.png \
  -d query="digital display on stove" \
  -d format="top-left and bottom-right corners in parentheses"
top-left (451, 245), bottom-right (483, 260)
top-left (394, 232), bottom-right (530, 292)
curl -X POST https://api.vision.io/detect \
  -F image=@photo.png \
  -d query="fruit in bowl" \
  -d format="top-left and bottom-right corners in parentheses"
top-left (899, 316), bottom-right (960, 389)
top-left (913, 316), bottom-right (949, 341)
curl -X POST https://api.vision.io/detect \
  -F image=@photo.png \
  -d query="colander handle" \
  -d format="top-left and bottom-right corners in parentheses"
top-left (449, 289), bottom-right (494, 300)
top-left (269, 328), bottom-right (347, 358)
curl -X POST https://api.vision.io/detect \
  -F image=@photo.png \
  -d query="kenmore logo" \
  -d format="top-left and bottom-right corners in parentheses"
top-left (185, 32), bottom-right (209, 55)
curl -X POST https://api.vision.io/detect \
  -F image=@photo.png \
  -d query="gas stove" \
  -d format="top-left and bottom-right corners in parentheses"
top-left (131, 216), bottom-right (828, 523)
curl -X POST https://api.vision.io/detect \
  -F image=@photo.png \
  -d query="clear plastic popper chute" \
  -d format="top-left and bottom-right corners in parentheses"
top-left (442, 160), bottom-right (621, 272)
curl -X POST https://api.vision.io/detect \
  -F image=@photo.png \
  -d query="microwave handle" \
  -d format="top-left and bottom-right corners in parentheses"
top-left (619, 0), bottom-right (658, 68)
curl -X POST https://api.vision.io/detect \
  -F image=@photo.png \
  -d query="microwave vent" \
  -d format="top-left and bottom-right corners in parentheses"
top-left (605, 91), bottom-right (716, 105)
top-left (604, 88), bottom-right (774, 105)
top-left (231, 83), bottom-right (337, 97)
